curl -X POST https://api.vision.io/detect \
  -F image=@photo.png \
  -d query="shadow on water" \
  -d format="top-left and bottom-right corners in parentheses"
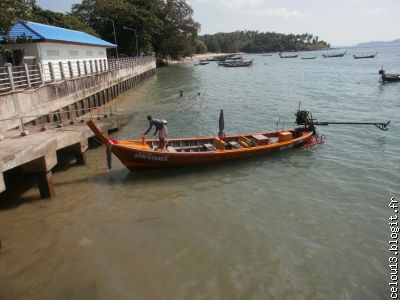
top-left (56, 146), bottom-right (317, 188)
top-left (0, 140), bottom-right (317, 207)
top-left (0, 167), bottom-right (44, 209)
top-left (0, 154), bottom-right (85, 209)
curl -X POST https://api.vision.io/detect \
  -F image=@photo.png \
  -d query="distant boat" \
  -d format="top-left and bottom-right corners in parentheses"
top-left (353, 52), bottom-right (377, 59)
top-left (223, 59), bottom-right (254, 67)
top-left (199, 61), bottom-right (209, 65)
top-left (379, 69), bottom-right (400, 82)
top-left (301, 56), bottom-right (317, 60)
top-left (262, 54), bottom-right (273, 56)
top-left (279, 52), bottom-right (298, 58)
top-left (322, 50), bottom-right (347, 58)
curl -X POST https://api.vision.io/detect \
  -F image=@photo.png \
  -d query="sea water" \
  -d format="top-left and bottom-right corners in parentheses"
top-left (0, 46), bottom-right (399, 299)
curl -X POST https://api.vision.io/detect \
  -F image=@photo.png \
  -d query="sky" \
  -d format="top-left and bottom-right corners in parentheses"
top-left (36, 0), bottom-right (400, 46)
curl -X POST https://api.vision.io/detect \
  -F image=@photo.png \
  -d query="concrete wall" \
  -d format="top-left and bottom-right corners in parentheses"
top-left (0, 60), bottom-right (156, 131)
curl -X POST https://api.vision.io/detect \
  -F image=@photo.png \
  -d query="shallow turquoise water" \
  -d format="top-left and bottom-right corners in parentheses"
top-left (0, 46), bottom-right (399, 299)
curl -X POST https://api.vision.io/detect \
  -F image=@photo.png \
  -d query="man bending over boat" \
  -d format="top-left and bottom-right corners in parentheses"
top-left (142, 115), bottom-right (168, 150)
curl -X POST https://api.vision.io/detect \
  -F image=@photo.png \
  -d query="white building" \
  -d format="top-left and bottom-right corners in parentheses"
top-left (0, 21), bottom-right (117, 80)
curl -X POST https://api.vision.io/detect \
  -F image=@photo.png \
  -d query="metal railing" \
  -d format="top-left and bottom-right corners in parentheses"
top-left (0, 104), bottom-right (119, 136)
top-left (0, 55), bottom-right (155, 94)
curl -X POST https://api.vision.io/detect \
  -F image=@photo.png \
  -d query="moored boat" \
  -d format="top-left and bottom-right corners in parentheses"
top-left (223, 59), bottom-right (253, 67)
top-left (87, 120), bottom-right (315, 171)
top-left (322, 50), bottom-right (347, 58)
top-left (279, 52), bottom-right (298, 58)
top-left (379, 69), bottom-right (400, 82)
top-left (353, 52), bottom-right (377, 59)
top-left (87, 108), bottom-right (389, 172)
top-left (301, 56), bottom-right (317, 60)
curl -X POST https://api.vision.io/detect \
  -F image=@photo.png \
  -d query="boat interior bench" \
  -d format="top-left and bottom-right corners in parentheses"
top-left (203, 143), bottom-right (217, 151)
top-left (238, 135), bottom-right (253, 147)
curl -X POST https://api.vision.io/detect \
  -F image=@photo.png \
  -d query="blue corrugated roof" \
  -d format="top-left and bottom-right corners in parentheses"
top-left (5, 22), bottom-right (43, 40)
top-left (1, 21), bottom-right (116, 48)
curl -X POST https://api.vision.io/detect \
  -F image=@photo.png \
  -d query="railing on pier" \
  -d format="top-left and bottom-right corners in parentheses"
top-left (0, 103), bottom-right (119, 136)
top-left (0, 55), bottom-right (155, 94)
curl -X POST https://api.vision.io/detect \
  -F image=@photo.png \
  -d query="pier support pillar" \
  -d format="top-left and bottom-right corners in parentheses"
top-left (37, 171), bottom-right (55, 198)
top-left (0, 173), bottom-right (5, 194)
top-left (75, 150), bottom-right (87, 165)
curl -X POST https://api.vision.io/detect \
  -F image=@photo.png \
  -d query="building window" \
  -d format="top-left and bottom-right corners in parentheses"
top-left (86, 51), bottom-right (93, 56)
top-left (46, 50), bottom-right (60, 57)
top-left (69, 50), bottom-right (79, 56)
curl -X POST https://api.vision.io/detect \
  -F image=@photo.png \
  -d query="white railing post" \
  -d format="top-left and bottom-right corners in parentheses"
top-left (89, 60), bottom-right (93, 74)
top-left (48, 62), bottom-right (55, 82)
top-left (94, 60), bottom-right (98, 73)
top-left (5, 63), bottom-right (15, 91)
top-left (77, 61), bottom-right (81, 77)
top-left (23, 63), bottom-right (31, 88)
top-left (68, 61), bottom-right (73, 78)
top-left (59, 62), bottom-right (65, 80)
top-left (38, 63), bottom-right (44, 84)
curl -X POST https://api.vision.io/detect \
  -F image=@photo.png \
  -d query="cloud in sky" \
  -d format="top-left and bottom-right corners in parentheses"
top-left (243, 7), bottom-right (308, 18)
top-left (363, 8), bottom-right (385, 15)
top-left (191, 0), bottom-right (307, 18)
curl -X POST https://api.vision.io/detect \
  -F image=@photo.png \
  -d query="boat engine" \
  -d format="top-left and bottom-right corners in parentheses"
top-left (295, 110), bottom-right (315, 126)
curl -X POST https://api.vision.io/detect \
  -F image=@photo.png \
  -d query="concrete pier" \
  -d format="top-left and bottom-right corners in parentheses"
top-left (0, 113), bottom-right (131, 198)
top-left (0, 57), bottom-right (155, 131)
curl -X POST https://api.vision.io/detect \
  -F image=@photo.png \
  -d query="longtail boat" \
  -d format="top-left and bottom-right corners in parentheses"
top-left (322, 50), bottom-right (347, 58)
top-left (279, 52), bottom-right (298, 58)
top-left (87, 122), bottom-right (316, 171)
top-left (301, 56), bottom-right (317, 60)
top-left (223, 59), bottom-right (253, 67)
top-left (353, 52), bottom-right (377, 59)
top-left (87, 109), bottom-right (389, 171)
top-left (379, 69), bottom-right (400, 82)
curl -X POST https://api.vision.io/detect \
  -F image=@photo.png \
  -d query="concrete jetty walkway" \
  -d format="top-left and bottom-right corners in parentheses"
top-left (0, 113), bottom-right (131, 198)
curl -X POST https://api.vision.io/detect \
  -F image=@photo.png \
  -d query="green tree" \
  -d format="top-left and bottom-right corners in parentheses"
top-left (0, 0), bottom-right (35, 52)
top-left (72, 0), bottom-right (164, 56)
top-left (155, 0), bottom-right (200, 58)
top-left (30, 5), bottom-right (98, 36)
top-left (202, 31), bottom-right (329, 53)
top-left (194, 38), bottom-right (207, 53)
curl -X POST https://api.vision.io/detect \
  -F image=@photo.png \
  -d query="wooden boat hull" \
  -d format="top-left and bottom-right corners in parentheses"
top-left (87, 120), bottom-right (315, 171)
top-left (353, 54), bottom-right (376, 59)
top-left (379, 70), bottom-right (400, 82)
top-left (279, 55), bottom-right (298, 58)
top-left (322, 50), bottom-right (346, 58)
top-left (382, 75), bottom-right (400, 82)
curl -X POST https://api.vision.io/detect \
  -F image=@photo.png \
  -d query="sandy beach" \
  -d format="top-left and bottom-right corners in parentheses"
top-left (165, 52), bottom-right (242, 65)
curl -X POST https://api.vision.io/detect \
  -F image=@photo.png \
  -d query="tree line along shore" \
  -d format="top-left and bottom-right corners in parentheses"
top-left (1, 0), bottom-right (330, 60)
